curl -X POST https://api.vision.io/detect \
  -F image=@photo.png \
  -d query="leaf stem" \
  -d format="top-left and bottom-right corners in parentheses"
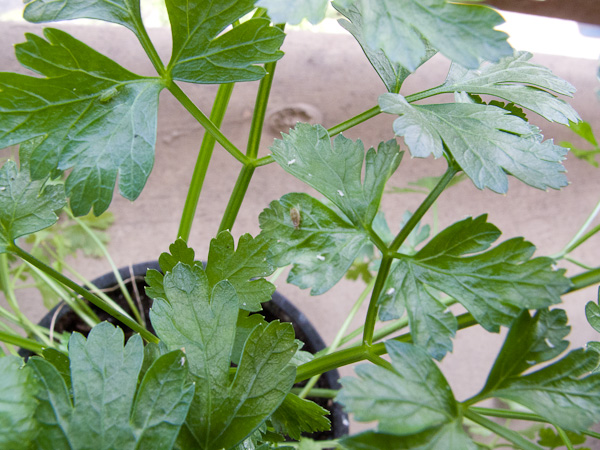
top-left (9, 245), bottom-right (158, 344)
top-left (389, 162), bottom-right (459, 253)
top-left (327, 106), bottom-right (381, 136)
top-left (167, 82), bottom-right (248, 164)
top-left (178, 83), bottom-right (235, 241)
top-left (362, 255), bottom-right (393, 346)
top-left (568, 267), bottom-right (600, 292)
top-left (552, 197), bottom-right (600, 260)
top-left (0, 329), bottom-right (45, 354)
top-left (218, 165), bottom-right (255, 233)
top-left (464, 409), bottom-right (544, 450)
top-left (132, 15), bottom-right (166, 77)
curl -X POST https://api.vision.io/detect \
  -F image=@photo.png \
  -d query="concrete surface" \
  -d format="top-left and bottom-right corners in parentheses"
top-left (1, 19), bottom-right (600, 440)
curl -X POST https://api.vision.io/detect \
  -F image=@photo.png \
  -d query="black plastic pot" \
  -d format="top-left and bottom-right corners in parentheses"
top-left (25, 261), bottom-right (349, 439)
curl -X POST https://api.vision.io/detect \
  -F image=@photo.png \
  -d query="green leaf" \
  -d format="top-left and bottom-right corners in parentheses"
top-left (441, 52), bottom-right (579, 124)
top-left (0, 28), bottom-right (164, 215)
top-left (166, 0), bottom-right (285, 84)
top-left (131, 350), bottom-right (195, 449)
top-left (337, 341), bottom-right (457, 435)
top-left (537, 427), bottom-right (587, 448)
top-left (380, 93), bottom-right (569, 193)
top-left (145, 238), bottom-right (198, 300)
top-left (270, 124), bottom-right (402, 228)
top-left (379, 216), bottom-right (570, 337)
top-left (339, 422), bottom-right (482, 450)
top-left (479, 310), bottom-right (600, 432)
top-left (335, 3), bottom-right (436, 93)
top-left (41, 348), bottom-right (72, 391)
top-left (259, 192), bottom-right (370, 295)
top-left (270, 393), bottom-right (331, 440)
top-left (481, 309), bottom-right (570, 396)
top-left (256, 0), bottom-right (329, 25)
top-left (150, 263), bottom-right (298, 450)
top-left (351, 0), bottom-right (512, 71)
top-left (205, 231), bottom-right (276, 311)
top-left (587, 296), bottom-right (600, 333)
top-left (0, 160), bottom-right (66, 253)
top-left (0, 356), bottom-right (38, 450)
top-left (24, 0), bottom-right (143, 35)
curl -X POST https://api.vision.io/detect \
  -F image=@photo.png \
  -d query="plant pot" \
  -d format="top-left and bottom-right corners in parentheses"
top-left (23, 261), bottom-right (349, 440)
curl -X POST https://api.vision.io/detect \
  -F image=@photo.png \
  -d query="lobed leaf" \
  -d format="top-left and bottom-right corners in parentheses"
top-left (380, 93), bottom-right (569, 193)
top-left (0, 160), bottom-right (65, 253)
top-left (351, 0), bottom-right (512, 71)
top-left (259, 192), bottom-right (370, 295)
top-left (337, 341), bottom-right (457, 435)
top-left (270, 393), bottom-right (331, 440)
top-left (166, 0), bottom-right (285, 84)
top-left (442, 52), bottom-right (579, 124)
top-left (270, 124), bottom-right (402, 228)
top-left (0, 28), bottom-right (163, 215)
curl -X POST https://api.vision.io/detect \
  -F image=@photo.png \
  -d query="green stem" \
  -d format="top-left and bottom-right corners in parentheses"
top-left (178, 83), bottom-right (235, 241)
top-left (290, 387), bottom-right (338, 398)
top-left (66, 211), bottom-right (143, 325)
top-left (167, 82), bottom-right (247, 164)
top-left (131, 14), bottom-right (166, 77)
top-left (362, 256), bottom-right (393, 346)
top-left (464, 409), bottom-right (544, 450)
top-left (564, 256), bottom-right (595, 270)
top-left (389, 162), bottom-right (459, 253)
top-left (0, 330), bottom-right (46, 354)
top-left (555, 427), bottom-right (574, 450)
top-left (327, 106), bottom-right (381, 136)
top-left (553, 198), bottom-right (600, 260)
top-left (300, 278), bottom-right (375, 398)
top-left (218, 165), bottom-right (255, 233)
top-left (254, 155), bottom-right (274, 167)
top-left (10, 245), bottom-right (158, 344)
top-left (563, 223), bottom-right (600, 257)
top-left (569, 267), bottom-right (600, 292)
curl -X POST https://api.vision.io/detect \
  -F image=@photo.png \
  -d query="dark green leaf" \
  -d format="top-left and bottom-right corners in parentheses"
top-left (270, 124), bottom-right (402, 228)
top-left (259, 193), bottom-right (370, 295)
top-left (337, 341), bottom-right (457, 435)
top-left (481, 309), bottom-right (570, 395)
top-left (232, 312), bottom-right (268, 366)
top-left (41, 348), bottom-right (71, 391)
top-left (537, 427), bottom-right (587, 448)
top-left (442, 53), bottom-right (579, 124)
top-left (256, 0), bottom-right (329, 25)
top-left (380, 93), bottom-right (569, 193)
top-left (0, 29), bottom-right (164, 215)
top-left (131, 350), bottom-right (195, 449)
top-left (0, 160), bottom-right (65, 253)
top-left (145, 238), bottom-right (198, 300)
top-left (270, 393), bottom-right (330, 440)
top-left (379, 216), bottom-right (570, 339)
top-left (0, 356), bottom-right (38, 450)
top-left (205, 232), bottom-right (276, 311)
top-left (166, 0), bottom-right (285, 84)
top-left (335, 4), bottom-right (436, 93)
top-left (352, 0), bottom-right (512, 71)
top-left (24, 0), bottom-right (143, 34)
top-left (585, 295), bottom-right (600, 333)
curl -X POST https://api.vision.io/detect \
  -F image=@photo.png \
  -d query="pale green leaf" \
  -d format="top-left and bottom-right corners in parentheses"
top-left (256, 0), bottom-right (329, 25)
top-left (259, 192), bottom-right (369, 295)
top-left (337, 341), bottom-right (457, 435)
top-left (166, 0), bottom-right (285, 84)
top-left (0, 160), bottom-right (65, 253)
top-left (271, 393), bottom-right (331, 440)
top-left (379, 216), bottom-right (570, 336)
top-left (380, 93), bottom-right (569, 193)
top-left (353, 0), bottom-right (512, 71)
top-left (270, 123), bottom-right (402, 228)
top-left (442, 52), bottom-right (579, 124)
top-left (24, 0), bottom-right (143, 35)
top-left (0, 29), bottom-right (164, 215)
top-left (0, 357), bottom-right (38, 450)
top-left (585, 296), bottom-right (600, 333)
top-left (336, 3), bottom-right (436, 93)
top-left (205, 231), bottom-right (276, 311)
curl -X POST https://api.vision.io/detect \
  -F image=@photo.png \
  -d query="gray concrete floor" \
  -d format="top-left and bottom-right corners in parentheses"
top-left (2, 19), bottom-right (600, 441)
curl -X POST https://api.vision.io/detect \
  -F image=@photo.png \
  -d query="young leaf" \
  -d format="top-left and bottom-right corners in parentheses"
top-left (150, 263), bottom-right (298, 449)
top-left (337, 341), bottom-right (458, 435)
top-left (256, 0), bottom-right (329, 25)
top-left (537, 427), bottom-right (587, 448)
top-left (478, 310), bottom-right (600, 432)
top-left (145, 238), bottom-right (198, 300)
top-left (380, 93), bottom-right (569, 193)
top-left (350, 0), bottom-right (512, 71)
top-left (0, 28), bottom-right (164, 215)
top-left (0, 160), bottom-right (65, 253)
top-left (270, 124), bottom-right (402, 228)
top-left (379, 216), bottom-right (570, 338)
top-left (0, 356), bottom-right (38, 450)
top-left (270, 393), bottom-right (331, 440)
top-left (166, 0), bottom-right (285, 84)
top-left (259, 192), bottom-right (370, 295)
top-left (441, 52), bottom-right (579, 124)
top-left (24, 0), bottom-right (143, 35)
top-left (336, 3), bottom-right (437, 93)
top-left (205, 231), bottom-right (276, 311)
